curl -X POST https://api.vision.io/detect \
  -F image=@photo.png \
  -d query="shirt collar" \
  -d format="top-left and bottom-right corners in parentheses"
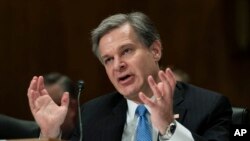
top-left (126, 97), bottom-right (155, 119)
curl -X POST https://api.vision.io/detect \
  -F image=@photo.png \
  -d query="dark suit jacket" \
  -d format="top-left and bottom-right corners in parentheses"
top-left (71, 82), bottom-right (232, 141)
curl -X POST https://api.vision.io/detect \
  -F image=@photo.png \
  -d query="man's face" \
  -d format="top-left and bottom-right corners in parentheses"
top-left (98, 23), bottom-right (161, 102)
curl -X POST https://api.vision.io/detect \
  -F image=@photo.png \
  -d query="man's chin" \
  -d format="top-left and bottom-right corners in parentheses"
top-left (121, 91), bottom-right (140, 101)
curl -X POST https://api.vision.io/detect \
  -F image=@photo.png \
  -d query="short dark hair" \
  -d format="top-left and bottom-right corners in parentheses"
top-left (43, 72), bottom-right (76, 99)
top-left (91, 12), bottom-right (161, 58)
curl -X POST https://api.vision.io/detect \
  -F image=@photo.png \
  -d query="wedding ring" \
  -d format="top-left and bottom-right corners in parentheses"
top-left (156, 96), bottom-right (162, 101)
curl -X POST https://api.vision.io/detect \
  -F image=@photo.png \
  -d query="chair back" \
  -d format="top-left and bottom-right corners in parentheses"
top-left (232, 107), bottom-right (249, 125)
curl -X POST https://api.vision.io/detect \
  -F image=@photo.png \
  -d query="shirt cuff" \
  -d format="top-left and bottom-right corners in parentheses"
top-left (159, 121), bottom-right (194, 141)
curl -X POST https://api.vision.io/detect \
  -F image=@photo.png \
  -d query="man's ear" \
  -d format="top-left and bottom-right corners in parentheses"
top-left (150, 40), bottom-right (162, 61)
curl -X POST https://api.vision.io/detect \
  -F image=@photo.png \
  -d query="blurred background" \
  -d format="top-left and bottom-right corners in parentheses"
top-left (0, 0), bottom-right (249, 120)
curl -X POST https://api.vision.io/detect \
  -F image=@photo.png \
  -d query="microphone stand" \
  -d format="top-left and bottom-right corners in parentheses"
top-left (77, 80), bottom-right (84, 141)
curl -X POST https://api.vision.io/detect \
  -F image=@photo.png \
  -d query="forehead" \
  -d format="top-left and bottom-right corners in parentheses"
top-left (98, 24), bottom-right (139, 56)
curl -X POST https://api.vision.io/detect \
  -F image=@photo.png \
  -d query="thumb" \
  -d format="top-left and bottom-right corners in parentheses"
top-left (61, 92), bottom-right (70, 108)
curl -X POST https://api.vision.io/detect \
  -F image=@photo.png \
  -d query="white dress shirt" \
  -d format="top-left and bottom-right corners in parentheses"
top-left (121, 99), bottom-right (194, 141)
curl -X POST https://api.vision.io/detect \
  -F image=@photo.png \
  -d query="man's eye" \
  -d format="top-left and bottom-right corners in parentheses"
top-left (104, 58), bottom-right (112, 64)
top-left (123, 48), bottom-right (132, 55)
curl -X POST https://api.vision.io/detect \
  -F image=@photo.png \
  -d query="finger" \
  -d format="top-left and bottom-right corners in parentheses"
top-left (157, 82), bottom-right (166, 98)
top-left (138, 92), bottom-right (155, 107)
top-left (148, 75), bottom-right (163, 100)
top-left (37, 76), bottom-right (46, 96)
top-left (61, 92), bottom-right (70, 108)
top-left (165, 68), bottom-right (176, 92)
top-left (158, 70), bottom-right (172, 98)
top-left (27, 89), bottom-right (36, 113)
top-left (27, 77), bottom-right (38, 112)
top-left (160, 69), bottom-right (176, 95)
top-left (41, 89), bottom-right (50, 97)
top-left (28, 76), bottom-right (38, 91)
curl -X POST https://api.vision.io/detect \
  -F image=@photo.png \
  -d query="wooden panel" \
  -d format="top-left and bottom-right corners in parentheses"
top-left (0, 0), bottom-right (249, 121)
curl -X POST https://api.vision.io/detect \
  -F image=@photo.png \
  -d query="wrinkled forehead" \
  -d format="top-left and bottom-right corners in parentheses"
top-left (97, 24), bottom-right (140, 57)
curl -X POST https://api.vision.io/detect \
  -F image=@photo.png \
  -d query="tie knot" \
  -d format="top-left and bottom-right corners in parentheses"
top-left (136, 105), bottom-right (148, 116)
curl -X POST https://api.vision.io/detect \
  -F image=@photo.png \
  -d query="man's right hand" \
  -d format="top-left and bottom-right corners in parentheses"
top-left (27, 76), bottom-right (69, 138)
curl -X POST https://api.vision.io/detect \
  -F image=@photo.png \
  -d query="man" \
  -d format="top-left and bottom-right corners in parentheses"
top-left (27, 12), bottom-right (232, 141)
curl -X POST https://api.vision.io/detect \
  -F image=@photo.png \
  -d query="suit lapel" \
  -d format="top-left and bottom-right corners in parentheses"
top-left (99, 95), bottom-right (127, 141)
top-left (173, 82), bottom-right (187, 123)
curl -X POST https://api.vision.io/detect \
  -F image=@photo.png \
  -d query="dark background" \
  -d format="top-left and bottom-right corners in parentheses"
top-left (0, 0), bottom-right (249, 120)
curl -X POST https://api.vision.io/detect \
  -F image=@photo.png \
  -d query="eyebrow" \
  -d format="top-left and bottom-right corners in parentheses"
top-left (100, 43), bottom-right (134, 59)
top-left (100, 54), bottom-right (110, 61)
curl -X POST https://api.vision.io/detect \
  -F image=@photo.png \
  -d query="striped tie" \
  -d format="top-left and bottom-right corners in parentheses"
top-left (135, 105), bottom-right (152, 141)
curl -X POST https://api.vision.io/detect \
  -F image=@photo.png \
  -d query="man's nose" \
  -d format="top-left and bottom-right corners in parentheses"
top-left (114, 57), bottom-right (126, 71)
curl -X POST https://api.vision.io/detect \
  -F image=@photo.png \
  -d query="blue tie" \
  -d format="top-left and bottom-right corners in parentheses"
top-left (135, 105), bottom-right (152, 141)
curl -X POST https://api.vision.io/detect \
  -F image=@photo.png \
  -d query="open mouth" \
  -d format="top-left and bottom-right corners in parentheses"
top-left (119, 74), bottom-right (130, 81)
top-left (118, 74), bottom-right (133, 84)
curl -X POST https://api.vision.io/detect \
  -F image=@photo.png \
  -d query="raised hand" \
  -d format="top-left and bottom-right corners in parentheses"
top-left (27, 76), bottom-right (69, 138)
top-left (139, 68), bottom-right (176, 135)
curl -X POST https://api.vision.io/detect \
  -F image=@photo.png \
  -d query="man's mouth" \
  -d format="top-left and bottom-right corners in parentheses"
top-left (118, 74), bottom-right (134, 85)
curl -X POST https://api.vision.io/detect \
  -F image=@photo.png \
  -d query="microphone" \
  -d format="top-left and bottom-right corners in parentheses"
top-left (77, 80), bottom-right (84, 94)
top-left (76, 80), bottom-right (84, 141)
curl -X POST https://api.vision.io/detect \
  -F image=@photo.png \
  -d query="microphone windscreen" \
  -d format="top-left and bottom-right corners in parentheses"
top-left (77, 80), bottom-right (84, 90)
